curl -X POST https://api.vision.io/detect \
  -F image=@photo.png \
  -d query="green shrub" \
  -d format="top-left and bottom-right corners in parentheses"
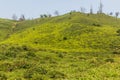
top-left (3, 50), bottom-right (17, 58)
top-left (14, 78), bottom-right (22, 80)
top-left (24, 51), bottom-right (36, 59)
top-left (48, 71), bottom-right (66, 79)
top-left (0, 53), bottom-right (7, 60)
top-left (92, 23), bottom-right (101, 27)
top-left (35, 67), bottom-right (48, 75)
top-left (63, 37), bottom-right (67, 40)
top-left (58, 53), bottom-right (64, 58)
top-left (23, 70), bottom-right (33, 79)
top-left (113, 51), bottom-right (120, 54)
top-left (105, 58), bottom-right (114, 63)
top-left (116, 29), bottom-right (120, 36)
top-left (32, 75), bottom-right (48, 80)
top-left (0, 73), bottom-right (7, 80)
top-left (112, 48), bottom-right (120, 54)
top-left (22, 45), bottom-right (29, 51)
top-left (33, 28), bottom-right (35, 30)
top-left (0, 63), bottom-right (14, 72)
top-left (14, 60), bottom-right (32, 69)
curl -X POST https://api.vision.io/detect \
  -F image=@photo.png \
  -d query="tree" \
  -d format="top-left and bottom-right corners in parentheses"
top-left (12, 14), bottom-right (17, 20)
top-left (115, 12), bottom-right (119, 18)
top-left (43, 14), bottom-right (48, 18)
top-left (40, 15), bottom-right (44, 18)
top-left (90, 5), bottom-right (93, 14)
top-left (19, 14), bottom-right (25, 21)
top-left (48, 14), bottom-right (52, 17)
top-left (80, 7), bottom-right (86, 13)
top-left (98, 0), bottom-right (103, 14)
top-left (54, 10), bottom-right (59, 16)
top-left (116, 29), bottom-right (120, 36)
top-left (109, 12), bottom-right (113, 16)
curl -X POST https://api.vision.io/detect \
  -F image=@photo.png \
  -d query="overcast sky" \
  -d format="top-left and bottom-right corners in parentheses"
top-left (0, 0), bottom-right (120, 19)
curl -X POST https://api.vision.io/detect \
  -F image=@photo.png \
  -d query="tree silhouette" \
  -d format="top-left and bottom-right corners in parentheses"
top-left (19, 14), bottom-right (25, 21)
top-left (54, 10), bottom-right (59, 16)
top-left (12, 14), bottom-right (17, 21)
top-left (98, 0), bottom-right (103, 14)
top-left (80, 7), bottom-right (86, 13)
top-left (109, 12), bottom-right (113, 16)
top-left (115, 12), bottom-right (119, 18)
top-left (90, 5), bottom-right (93, 14)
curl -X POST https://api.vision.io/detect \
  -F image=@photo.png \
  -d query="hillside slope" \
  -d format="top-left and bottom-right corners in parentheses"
top-left (1, 12), bottom-right (120, 52)
top-left (0, 19), bottom-right (15, 41)
top-left (0, 12), bottom-right (120, 80)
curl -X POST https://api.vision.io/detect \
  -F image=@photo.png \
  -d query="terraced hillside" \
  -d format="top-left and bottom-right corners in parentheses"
top-left (0, 12), bottom-right (120, 80)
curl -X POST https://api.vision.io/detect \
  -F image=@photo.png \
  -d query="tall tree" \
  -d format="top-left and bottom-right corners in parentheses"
top-left (19, 14), bottom-right (25, 21)
top-left (12, 14), bottom-right (17, 20)
top-left (80, 7), bottom-right (86, 13)
top-left (43, 14), bottom-right (48, 18)
top-left (90, 5), bottom-right (93, 14)
top-left (98, 0), bottom-right (103, 14)
top-left (54, 10), bottom-right (59, 16)
top-left (48, 14), bottom-right (52, 17)
top-left (40, 15), bottom-right (44, 18)
top-left (109, 12), bottom-right (113, 16)
top-left (115, 12), bottom-right (119, 18)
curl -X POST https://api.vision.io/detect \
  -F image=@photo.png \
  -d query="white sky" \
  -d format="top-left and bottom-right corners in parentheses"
top-left (0, 0), bottom-right (119, 19)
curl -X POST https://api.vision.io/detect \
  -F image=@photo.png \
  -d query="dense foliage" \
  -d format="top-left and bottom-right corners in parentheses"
top-left (0, 12), bottom-right (120, 79)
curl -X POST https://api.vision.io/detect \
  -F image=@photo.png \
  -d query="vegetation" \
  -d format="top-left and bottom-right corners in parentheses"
top-left (0, 12), bottom-right (120, 79)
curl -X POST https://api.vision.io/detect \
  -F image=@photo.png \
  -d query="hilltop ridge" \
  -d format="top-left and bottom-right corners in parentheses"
top-left (1, 12), bottom-right (120, 52)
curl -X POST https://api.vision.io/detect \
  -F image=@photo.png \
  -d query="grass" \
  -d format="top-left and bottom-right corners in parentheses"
top-left (0, 12), bottom-right (120, 79)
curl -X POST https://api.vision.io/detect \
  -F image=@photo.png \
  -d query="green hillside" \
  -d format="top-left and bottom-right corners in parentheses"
top-left (0, 12), bottom-right (120, 80)
top-left (0, 19), bottom-right (15, 41)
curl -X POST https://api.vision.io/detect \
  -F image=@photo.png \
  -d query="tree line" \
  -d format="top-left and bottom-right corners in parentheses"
top-left (12, 0), bottom-right (120, 21)
top-left (12, 10), bottom-right (60, 21)
top-left (80, 0), bottom-right (119, 18)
